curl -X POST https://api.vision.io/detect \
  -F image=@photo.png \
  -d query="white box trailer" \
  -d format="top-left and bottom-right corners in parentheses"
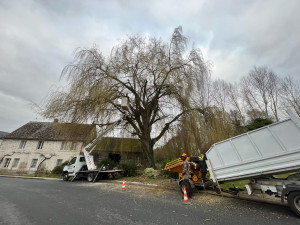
top-left (206, 111), bottom-right (300, 182)
top-left (206, 111), bottom-right (300, 216)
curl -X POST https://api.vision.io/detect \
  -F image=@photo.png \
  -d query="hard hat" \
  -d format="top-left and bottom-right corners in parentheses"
top-left (181, 153), bottom-right (187, 157)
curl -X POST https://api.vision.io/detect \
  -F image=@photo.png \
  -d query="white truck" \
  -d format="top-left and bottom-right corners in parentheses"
top-left (62, 98), bottom-right (129, 182)
top-left (206, 110), bottom-right (300, 216)
top-left (62, 154), bottom-right (124, 182)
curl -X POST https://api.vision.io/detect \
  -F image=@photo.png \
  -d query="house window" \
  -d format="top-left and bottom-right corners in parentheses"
top-left (71, 142), bottom-right (78, 150)
top-left (3, 158), bottom-right (11, 168)
top-left (56, 159), bottom-right (63, 166)
top-left (37, 141), bottom-right (44, 149)
top-left (30, 159), bottom-right (38, 168)
top-left (60, 141), bottom-right (67, 150)
top-left (12, 158), bottom-right (20, 168)
top-left (19, 140), bottom-right (27, 149)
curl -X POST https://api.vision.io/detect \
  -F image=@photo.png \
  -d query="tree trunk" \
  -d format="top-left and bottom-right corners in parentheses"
top-left (140, 134), bottom-right (155, 169)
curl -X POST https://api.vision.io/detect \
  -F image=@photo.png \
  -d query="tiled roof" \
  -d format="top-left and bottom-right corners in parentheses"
top-left (0, 131), bottom-right (9, 139)
top-left (4, 122), bottom-right (96, 142)
top-left (93, 137), bottom-right (142, 153)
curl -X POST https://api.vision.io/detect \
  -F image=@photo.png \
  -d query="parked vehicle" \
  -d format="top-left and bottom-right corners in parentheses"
top-left (165, 110), bottom-right (300, 216)
top-left (62, 155), bottom-right (124, 182)
top-left (62, 97), bottom-right (129, 182)
top-left (206, 110), bottom-right (300, 216)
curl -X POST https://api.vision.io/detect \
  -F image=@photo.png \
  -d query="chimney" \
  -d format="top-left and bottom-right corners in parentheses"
top-left (53, 119), bottom-right (59, 123)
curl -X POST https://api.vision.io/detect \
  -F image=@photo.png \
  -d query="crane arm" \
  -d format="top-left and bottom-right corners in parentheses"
top-left (83, 119), bottom-right (122, 170)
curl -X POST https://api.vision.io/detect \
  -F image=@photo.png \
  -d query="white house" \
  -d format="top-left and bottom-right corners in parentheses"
top-left (0, 120), bottom-right (95, 174)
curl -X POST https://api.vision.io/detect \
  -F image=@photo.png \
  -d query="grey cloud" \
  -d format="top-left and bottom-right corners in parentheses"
top-left (1, 0), bottom-right (300, 132)
top-left (0, 91), bottom-right (44, 132)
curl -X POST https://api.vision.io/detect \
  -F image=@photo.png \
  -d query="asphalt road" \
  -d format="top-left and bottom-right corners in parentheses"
top-left (0, 177), bottom-right (300, 225)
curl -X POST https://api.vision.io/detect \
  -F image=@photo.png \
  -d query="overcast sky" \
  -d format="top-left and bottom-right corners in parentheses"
top-left (1, 0), bottom-right (300, 132)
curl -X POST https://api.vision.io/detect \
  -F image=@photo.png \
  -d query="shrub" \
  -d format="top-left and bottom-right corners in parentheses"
top-left (246, 118), bottom-right (273, 131)
top-left (100, 158), bottom-right (117, 170)
top-left (144, 168), bottom-right (158, 179)
top-left (161, 170), bottom-right (178, 179)
top-left (51, 161), bottom-right (69, 175)
top-left (136, 163), bottom-right (143, 169)
top-left (35, 164), bottom-right (50, 177)
top-left (119, 160), bottom-right (137, 177)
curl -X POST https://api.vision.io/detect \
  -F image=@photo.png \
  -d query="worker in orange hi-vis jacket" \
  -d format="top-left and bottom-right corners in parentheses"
top-left (181, 153), bottom-right (192, 198)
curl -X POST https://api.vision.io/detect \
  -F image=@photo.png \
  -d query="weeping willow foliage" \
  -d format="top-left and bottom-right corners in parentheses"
top-left (155, 65), bottom-right (300, 163)
top-left (154, 108), bottom-right (242, 162)
top-left (42, 27), bottom-right (209, 167)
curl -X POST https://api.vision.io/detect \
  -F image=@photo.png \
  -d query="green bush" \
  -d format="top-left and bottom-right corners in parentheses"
top-left (51, 161), bottom-right (69, 175)
top-left (119, 161), bottom-right (137, 177)
top-left (246, 118), bottom-right (273, 131)
top-left (161, 170), bottom-right (178, 179)
top-left (100, 158), bottom-right (117, 169)
top-left (144, 168), bottom-right (158, 179)
top-left (136, 163), bottom-right (143, 169)
top-left (35, 164), bottom-right (50, 177)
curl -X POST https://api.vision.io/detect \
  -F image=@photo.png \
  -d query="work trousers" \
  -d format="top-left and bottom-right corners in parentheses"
top-left (183, 179), bottom-right (192, 198)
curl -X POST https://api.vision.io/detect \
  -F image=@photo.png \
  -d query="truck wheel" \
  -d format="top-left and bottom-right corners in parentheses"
top-left (287, 191), bottom-right (300, 217)
top-left (63, 172), bottom-right (69, 181)
top-left (87, 172), bottom-right (95, 182)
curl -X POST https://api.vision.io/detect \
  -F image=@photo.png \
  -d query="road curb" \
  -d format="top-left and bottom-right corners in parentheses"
top-left (0, 175), bottom-right (158, 187)
top-left (0, 175), bottom-right (60, 181)
top-left (100, 180), bottom-right (159, 187)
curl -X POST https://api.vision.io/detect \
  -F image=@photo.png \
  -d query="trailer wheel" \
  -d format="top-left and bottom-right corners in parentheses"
top-left (63, 172), bottom-right (69, 181)
top-left (87, 172), bottom-right (95, 182)
top-left (180, 182), bottom-right (185, 194)
top-left (287, 191), bottom-right (300, 217)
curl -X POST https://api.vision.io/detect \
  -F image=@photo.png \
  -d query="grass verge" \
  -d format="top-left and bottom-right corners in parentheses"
top-left (220, 180), bottom-right (248, 190)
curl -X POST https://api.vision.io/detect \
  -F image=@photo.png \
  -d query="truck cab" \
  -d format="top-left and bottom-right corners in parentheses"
top-left (62, 155), bottom-right (87, 181)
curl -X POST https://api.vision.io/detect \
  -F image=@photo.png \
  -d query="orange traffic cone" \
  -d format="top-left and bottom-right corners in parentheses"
top-left (122, 180), bottom-right (126, 190)
top-left (183, 187), bottom-right (189, 203)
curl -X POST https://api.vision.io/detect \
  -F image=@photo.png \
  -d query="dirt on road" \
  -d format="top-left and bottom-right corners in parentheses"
top-left (86, 177), bottom-right (289, 207)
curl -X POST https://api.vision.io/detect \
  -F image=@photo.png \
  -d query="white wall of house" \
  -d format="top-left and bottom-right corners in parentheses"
top-left (0, 139), bottom-right (84, 174)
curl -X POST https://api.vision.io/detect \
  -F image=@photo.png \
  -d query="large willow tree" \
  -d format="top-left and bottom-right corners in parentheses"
top-left (42, 27), bottom-right (208, 167)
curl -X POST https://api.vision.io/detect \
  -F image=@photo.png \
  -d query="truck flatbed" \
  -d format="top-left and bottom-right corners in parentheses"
top-left (70, 166), bottom-right (124, 182)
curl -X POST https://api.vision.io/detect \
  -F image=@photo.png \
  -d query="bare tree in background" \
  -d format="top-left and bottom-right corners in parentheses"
top-left (267, 71), bottom-right (281, 121)
top-left (242, 66), bottom-right (281, 121)
top-left (42, 27), bottom-right (209, 167)
top-left (155, 67), bottom-right (300, 162)
top-left (281, 75), bottom-right (300, 116)
top-left (242, 66), bottom-right (269, 118)
top-left (212, 79), bottom-right (228, 114)
top-left (190, 65), bottom-right (213, 110)
top-left (227, 82), bottom-right (246, 125)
